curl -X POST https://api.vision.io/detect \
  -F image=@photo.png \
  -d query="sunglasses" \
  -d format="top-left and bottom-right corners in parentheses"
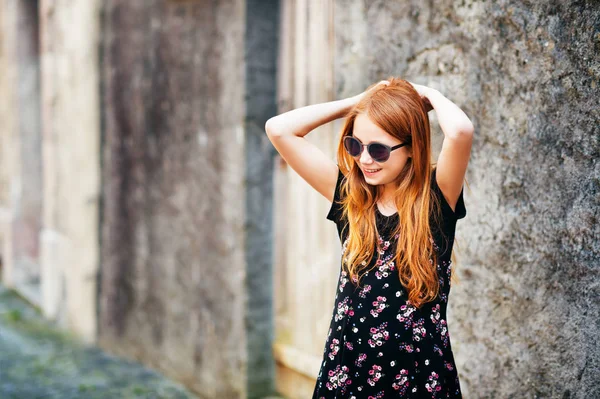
top-left (343, 135), bottom-right (410, 163)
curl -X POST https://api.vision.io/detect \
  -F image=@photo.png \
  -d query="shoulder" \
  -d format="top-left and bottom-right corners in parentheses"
top-left (431, 167), bottom-right (467, 221)
top-left (326, 166), bottom-right (347, 223)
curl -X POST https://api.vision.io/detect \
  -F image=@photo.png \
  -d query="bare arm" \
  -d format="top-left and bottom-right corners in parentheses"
top-left (265, 97), bottom-right (358, 202)
top-left (424, 88), bottom-right (474, 213)
top-left (408, 81), bottom-right (474, 213)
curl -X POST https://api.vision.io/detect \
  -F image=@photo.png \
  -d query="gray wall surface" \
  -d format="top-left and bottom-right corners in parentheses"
top-left (334, 0), bottom-right (599, 397)
top-left (99, 1), bottom-right (248, 397)
top-left (244, 0), bottom-right (280, 398)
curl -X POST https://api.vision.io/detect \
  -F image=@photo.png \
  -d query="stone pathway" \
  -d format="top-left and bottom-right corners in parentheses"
top-left (0, 285), bottom-right (198, 399)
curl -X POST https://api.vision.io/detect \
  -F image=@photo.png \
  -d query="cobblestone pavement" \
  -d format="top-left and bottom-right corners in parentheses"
top-left (0, 286), bottom-right (198, 399)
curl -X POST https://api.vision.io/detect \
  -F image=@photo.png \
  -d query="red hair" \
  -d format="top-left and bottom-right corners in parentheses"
top-left (335, 77), bottom-right (446, 309)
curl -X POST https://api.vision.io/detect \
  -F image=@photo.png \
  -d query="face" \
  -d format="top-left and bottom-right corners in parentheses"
top-left (351, 113), bottom-right (411, 187)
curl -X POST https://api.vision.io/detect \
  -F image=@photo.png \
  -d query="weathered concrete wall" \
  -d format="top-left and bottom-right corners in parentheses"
top-left (37, 0), bottom-right (102, 343)
top-left (0, 1), bottom-right (16, 283)
top-left (244, 0), bottom-right (280, 398)
top-left (99, 1), bottom-right (248, 397)
top-left (334, 0), bottom-right (599, 397)
top-left (0, 0), bottom-right (43, 306)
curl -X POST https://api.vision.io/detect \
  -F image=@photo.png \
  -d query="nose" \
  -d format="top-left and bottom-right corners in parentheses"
top-left (359, 145), bottom-right (374, 164)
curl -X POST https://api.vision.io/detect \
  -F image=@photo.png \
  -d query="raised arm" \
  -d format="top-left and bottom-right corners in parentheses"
top-left (265, 97), bottom-right (357, 203)
top-left (409, 82), bottom-right (474, 213)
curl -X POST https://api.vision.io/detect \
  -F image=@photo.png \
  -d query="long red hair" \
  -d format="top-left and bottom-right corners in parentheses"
top-left (336, 77), bottom-right (447, 309)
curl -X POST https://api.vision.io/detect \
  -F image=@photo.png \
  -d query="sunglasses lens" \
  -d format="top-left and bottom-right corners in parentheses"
top-left (344, 137), bottom-right (362, 156)
top-left (369, 144), bottom-right (390, 162)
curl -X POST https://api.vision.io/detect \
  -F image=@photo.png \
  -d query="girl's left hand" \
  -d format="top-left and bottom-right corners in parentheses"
top-left (408, 81), bottom-right (434, 113)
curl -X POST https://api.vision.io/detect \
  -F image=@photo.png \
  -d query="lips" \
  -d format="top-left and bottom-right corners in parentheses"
top-left (364, 168), bottom-right (382, 176)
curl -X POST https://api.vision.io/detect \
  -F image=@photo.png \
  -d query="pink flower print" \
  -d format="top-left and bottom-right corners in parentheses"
top-left (328, 338), bottom-right (340, 360)
top-left (339, 271), bottom-right (349, 292)
top-left (430, 304), bottom-right (449, 347)
top-left (444, 360), bottom-right (454, 371)
top-left (412, 318), bottom-right (427, 342)
top-left (367, 364), bottom-right (384, 386)
top-left (440, 292), bottom-right (448, 303)
top-left (377, 234), bottom-right (391, 248)
top-left (345, 341), bottom-right (354, 350)
top-left (375, 260), bottom-right (395, 279)
top-left (447, 260), bottom-right (454, 279)
top-left (425, 371), bottom-right (442, 393)
top-left (397, 301), bottom-right (417, 329)
top-left (368, 322), bottom-right (390, 348)
top-left (326, 364), bottom-right (352, 393)
top-left (429, 236), bottom-right (440, 251)
top-left (370, 296), bottom-right (388, 317)
top-left (367, 391), bottom-right (385, 399)
top-left (335, 296), bottom-right (354, 322)
top-left (355, 353), bottom-right (367, 367)
top-left (392, 368), bottom-right (410, 394)
top-left (433, 344), bottom-right (443, 357)
top-left (398, 341), bottom-right (415, 353)
top-left (430, 304), bottom-right (442, 323)
top-left (358, 284), bottom-right (372, 298)
top-left (436, 263), bottom-right (445, 288)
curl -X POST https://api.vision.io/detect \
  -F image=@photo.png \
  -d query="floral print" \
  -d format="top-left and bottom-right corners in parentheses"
top-left (326, 364), bottom-right (352, 393)
top-left (370, 296), bottom-right (389, 318)
top-left (314, 168), bottom-right (465, 398)
top-left (367, 322), bottom-right (390, 348)
top-left (392, 369), bottom-right (410, 395)
top-left (335, 296), bottom-right (355, 323)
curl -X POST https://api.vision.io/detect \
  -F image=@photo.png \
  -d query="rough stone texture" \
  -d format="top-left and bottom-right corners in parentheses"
top-left (0, 285), bottom-right (197, 399)
top-left (0, 0), bottom-right (43, 306)
top-left (37, 0), bottom-right (102, 343)
top-left (244, 0), bottom-right (280, 398)
top-left (0, 0), bottom-right (15, 280)
top-left (99, 1), bottom-right (247, 397)
top-left (334, 0), bottom-right (599, 397)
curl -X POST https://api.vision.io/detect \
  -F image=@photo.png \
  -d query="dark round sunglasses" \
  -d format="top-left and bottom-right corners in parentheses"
top-left (343, 135), bottom-right (410, 163)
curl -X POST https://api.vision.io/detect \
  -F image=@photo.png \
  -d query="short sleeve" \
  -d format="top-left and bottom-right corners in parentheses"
top-left (431, 168), bottom-right (467, 220)
top-left (326, 166), bottom-right (346, 224)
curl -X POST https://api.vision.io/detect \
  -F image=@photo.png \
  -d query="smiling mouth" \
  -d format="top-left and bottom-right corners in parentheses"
top-left (364, 168), bottom-right (382, 174)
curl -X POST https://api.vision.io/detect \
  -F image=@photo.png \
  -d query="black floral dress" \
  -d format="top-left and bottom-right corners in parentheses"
top-left (312, 167), bottom-right (467, 399)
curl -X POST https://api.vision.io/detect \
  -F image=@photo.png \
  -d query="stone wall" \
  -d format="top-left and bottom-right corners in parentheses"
top-left (38, 0), bottom-right (102, 343)
top-left (99, 1), bottom-right (249, 397)
top-left (334, 0), bottom-right (599, 397)
top-left (0, 0), bottom-right (43, 307)
top-left (0, 0), bottom-right (102, 344)
top-left (244, 0), bottom-right (280, 397)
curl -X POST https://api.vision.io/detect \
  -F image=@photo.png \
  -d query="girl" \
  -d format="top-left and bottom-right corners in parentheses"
top-left (265, 77), bottom-right (473, 398)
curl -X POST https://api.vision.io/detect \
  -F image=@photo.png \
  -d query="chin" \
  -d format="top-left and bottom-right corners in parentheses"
top-left (363, 171), bottom-right (384, 183)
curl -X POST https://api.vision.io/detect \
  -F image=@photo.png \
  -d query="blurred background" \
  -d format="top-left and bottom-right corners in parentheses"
top-left (0, 0), bottom-right (598, 398)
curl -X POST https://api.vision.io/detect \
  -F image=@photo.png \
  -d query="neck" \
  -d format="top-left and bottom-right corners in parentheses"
top-left (378, 182), bottom-right (397, 206)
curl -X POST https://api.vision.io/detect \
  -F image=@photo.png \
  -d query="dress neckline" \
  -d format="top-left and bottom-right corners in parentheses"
top-left (375, 205), bottom-right (398, 218)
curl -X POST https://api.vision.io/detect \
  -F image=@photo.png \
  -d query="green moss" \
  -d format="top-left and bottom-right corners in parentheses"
top-left (0, 285), bottom-right (198, 399)
top-left (4, 309), bottom-right (22, 322)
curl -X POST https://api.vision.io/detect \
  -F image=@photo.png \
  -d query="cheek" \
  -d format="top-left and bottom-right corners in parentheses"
top-left (385, 156), bottom-right (407, 172)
